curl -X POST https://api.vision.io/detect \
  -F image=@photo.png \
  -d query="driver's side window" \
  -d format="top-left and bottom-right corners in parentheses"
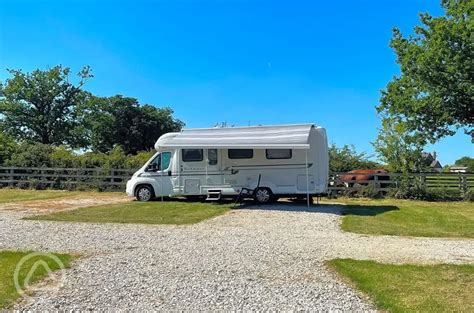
top-left (147, 152), bottom-right (171, 172)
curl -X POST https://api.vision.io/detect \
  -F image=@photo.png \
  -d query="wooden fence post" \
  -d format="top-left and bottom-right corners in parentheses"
top-left (420, 175), bottom-right (426, 188)
top-left (460, 173), bottom-right (467, 194)
top-left (8, 168), bottom-right (14, 187)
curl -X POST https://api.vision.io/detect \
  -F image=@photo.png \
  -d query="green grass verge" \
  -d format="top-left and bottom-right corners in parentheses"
top-left (331, 198), bottom-right (474, 238)
top-left (0, 251), bottom-right (73, 308)
top-left (0, 189), bottom-right (82, 204)
top-left (328, 259), bottom-right (474, 313)
top-left (27, 201), bottom-right (231, 225)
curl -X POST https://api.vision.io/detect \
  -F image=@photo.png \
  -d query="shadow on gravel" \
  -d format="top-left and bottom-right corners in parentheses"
top-left (146, 197), bottom-right (399, 217)
top-left (235, 202), bottom-right (399, 216)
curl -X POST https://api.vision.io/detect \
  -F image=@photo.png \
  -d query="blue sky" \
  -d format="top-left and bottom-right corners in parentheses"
top-left (0, 0), bottom-right (472, 165)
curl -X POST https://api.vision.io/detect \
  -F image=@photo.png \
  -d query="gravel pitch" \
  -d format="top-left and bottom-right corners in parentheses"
top-left (1, 201), bottom-right (473, 311)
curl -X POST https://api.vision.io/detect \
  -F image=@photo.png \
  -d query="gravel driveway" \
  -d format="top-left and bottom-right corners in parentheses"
top-left (1, 201), bottom-right (473, 311)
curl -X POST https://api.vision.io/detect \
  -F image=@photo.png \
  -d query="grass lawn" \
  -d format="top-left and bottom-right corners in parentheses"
top-left (0, 189), bottom-right (82, 204)
top-left (329, 198), bottom-right (474, 238)
top-left (0, 251), bottom-right (73, 308)
top-left (328, 259), bottom-right (474, 313)
top-left (28, 201), bottom-right (231, 225)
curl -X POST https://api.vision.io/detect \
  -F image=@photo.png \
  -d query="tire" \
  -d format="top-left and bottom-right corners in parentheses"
top-left (254, 187), bottom-right (273, 204)
top-left (135, 185), bottom-right (154, 202)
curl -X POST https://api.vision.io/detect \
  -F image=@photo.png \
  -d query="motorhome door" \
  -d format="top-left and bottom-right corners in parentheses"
top-left (205, 148), bottom-right (222, 185)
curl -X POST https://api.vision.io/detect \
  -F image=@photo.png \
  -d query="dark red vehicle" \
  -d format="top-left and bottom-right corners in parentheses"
top-left (340, 169), bottom-right (390, 187)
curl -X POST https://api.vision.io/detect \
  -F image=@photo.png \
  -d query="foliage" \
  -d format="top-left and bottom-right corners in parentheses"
top-left (0, 65), bottom-right (92, 147)
top-left (0, 131), bottom-right (17, 165)
top-left (82, 95), bottom-right (184, 154)
top-left (329, 144), bottom-right (380, 172)
top-left (372, 119), bottom-right (428, 173)
top-left (4, 143), bottom-right (154, 169)
top-left (344, 184), bottom-right (382, 199)
top-left (391, 181), bottom-right (463, 201)
top-left (6, 143), bottom-right (56, 167)
top-left (329, 259), bottom-right (474, 313)
top-left (454, 156), bottom-right (474, 172)
top-left (464, 189), bottom-right (474, 202)
top-left (0, 66), bottom-right (184, 155)
top-left (334, 198), bottom-right (474, 238)
top-left (0, 251), bottom-right (73, 308)
top-left (377, 0), bottom-right (474, 143)
top-left (29, 201), bottom-right (231, 225)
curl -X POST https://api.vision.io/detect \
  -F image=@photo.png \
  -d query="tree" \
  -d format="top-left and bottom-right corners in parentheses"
top-left (0, 65), bottom-right (92, 147)
top-left (329, 143), bottom-right (381, 172)
top-left (373, 119), bottom-right (428, 173)
top-left (377, 0), bottom-right (473, 143)
top-left (453, 156), bottom-right (474, 172)
top-left (83, 95), bottom-right (184, 154)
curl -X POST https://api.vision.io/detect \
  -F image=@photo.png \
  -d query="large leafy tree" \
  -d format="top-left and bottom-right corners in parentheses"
top-left (0, 65), bottom-right (92, 147)
top-left (378, 0), bottom-right (473, 143)
top-left (83, 95), bottom-right (184, 154)
top-left (373, 119), bottom-right (429, 173)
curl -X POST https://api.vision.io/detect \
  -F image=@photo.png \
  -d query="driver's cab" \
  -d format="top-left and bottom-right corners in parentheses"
top-left (126, 150), bottom-right (174, 201)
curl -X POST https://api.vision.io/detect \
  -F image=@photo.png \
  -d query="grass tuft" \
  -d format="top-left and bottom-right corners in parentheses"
top-left (0, 189), bottom-right (83, 204)
top-left (328, 259), bottom-right (474, 313)
top-left (27, 201), bottom-right (231, 225)
top-left (0, 251), bottom-right (73, 308)
top-left (331, 198), bottom-right (474, 238)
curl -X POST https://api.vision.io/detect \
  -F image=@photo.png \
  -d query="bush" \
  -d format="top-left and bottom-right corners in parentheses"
top-left (6, 143), bottom-right (55, 167)
top-left (343, 184), bottom-right (382, 199)
top-left (29, 179), bottom-right (48, 190)
top-left (426, 188), bottom-right (462, 201)
top-left (392, 184), bottom-right (462, 201)
top-left (463, 190), bottom-right (474, 202)
top-left (3, 143), bottom-right (153, 170)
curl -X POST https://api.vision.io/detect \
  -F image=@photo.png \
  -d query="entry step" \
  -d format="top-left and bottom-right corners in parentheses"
top-left (206, 190), bottom-right (222, 201)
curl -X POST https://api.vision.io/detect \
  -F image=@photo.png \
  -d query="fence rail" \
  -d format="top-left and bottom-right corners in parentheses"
top-left (0, 167), bottom-right (473, 193)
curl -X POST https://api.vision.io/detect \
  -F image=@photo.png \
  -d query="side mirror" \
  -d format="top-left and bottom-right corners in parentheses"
top-left (147, 164), bottom-right (158, 172)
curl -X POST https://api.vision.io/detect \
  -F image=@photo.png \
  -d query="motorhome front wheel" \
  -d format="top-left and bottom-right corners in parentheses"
top-left (136, 185), bottom-right (154, 202)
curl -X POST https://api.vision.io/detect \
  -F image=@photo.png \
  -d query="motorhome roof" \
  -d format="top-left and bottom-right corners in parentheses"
top-left (155, 124), bottom-right (319, 150)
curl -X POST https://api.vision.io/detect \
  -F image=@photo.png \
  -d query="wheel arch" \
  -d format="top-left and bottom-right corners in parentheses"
top-left (134, 183), bottom-right (156, 197)
top-left (250, 180), bottom-right (277, 194)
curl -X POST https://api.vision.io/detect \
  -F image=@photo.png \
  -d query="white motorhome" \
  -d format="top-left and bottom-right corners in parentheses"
top-left (126, 124), bottom-right (328, 204)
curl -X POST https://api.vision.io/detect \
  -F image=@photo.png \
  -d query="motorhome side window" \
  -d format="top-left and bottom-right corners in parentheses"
top-left (208, 149), bottom-right (218, 165)
top-left (266, 149), bottom-right (292, 159)
top-left (182, 149), bottom-right (203, 162)
top-left (228, 149), bottom-right (253, 159)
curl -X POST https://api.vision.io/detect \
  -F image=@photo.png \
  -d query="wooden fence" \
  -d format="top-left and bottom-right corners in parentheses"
top-left (0, 167), bottom-right (135, 190)
top-left (0, 167), bottom-right (473, 194)
top-left (328, 172), bottom-right (474, 195)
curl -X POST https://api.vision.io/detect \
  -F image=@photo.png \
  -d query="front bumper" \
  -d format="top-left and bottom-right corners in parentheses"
top-left (126, 180), bottom-right (134, 197)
